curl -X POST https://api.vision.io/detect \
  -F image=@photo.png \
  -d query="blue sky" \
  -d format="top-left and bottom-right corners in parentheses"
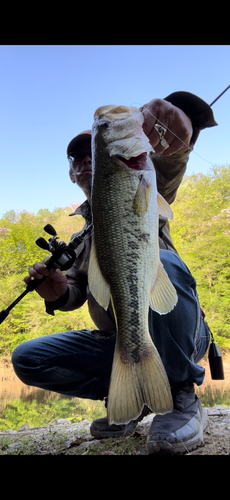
top-left (0, 45), bottom-right (229, 219)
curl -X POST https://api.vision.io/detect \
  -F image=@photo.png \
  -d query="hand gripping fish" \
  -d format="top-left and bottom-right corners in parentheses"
top-left (88, 105), bottom-right (178, 425)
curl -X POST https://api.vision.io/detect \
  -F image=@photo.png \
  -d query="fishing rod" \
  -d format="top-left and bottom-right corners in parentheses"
top-left (0, 223), bottom-right (92, 325)
top-left (209, 84), bottom-right (230, 107)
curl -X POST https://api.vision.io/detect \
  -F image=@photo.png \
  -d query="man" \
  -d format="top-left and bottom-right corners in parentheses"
top-left (12, 92), bottom-right (217, 454)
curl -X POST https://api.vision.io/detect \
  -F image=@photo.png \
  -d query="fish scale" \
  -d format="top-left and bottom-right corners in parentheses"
top-left (88, 105), bottom-right (178, 425)
top-left (94, 166), bottom-right (150, 356)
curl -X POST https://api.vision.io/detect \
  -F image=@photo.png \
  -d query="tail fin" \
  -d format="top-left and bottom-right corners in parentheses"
top-left (107, 341), bottom-right (173, 425)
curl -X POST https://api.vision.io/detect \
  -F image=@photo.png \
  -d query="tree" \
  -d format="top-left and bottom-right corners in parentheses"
top-left (1, 166), bottom-right (230, 361)
top-left (170, 165), bottom-right (230, 348)
top-left (0, 206), bottom-right (93, 358)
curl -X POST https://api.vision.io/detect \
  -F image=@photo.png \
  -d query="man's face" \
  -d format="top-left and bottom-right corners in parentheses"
top-left (68, 139), bottom-right (92, 200)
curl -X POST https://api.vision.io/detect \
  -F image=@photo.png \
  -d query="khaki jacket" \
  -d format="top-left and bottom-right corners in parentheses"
top-left (45, 91), bottom-right (217, 331)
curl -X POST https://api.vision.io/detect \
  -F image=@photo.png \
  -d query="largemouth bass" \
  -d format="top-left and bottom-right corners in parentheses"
top-left (88, 105), bottom-right (178, 425)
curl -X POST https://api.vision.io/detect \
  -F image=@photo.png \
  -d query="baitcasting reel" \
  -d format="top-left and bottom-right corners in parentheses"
top-left (0, 223), bottom-right (92, 325)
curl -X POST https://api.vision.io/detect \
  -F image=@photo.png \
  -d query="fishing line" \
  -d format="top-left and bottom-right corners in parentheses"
top-left (130, 101), bottom-right (215, 166)
top-left (146, 108), bottom-right (216, 166)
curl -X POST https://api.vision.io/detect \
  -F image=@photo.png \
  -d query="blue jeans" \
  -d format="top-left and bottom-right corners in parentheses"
top-left (12, 250), bottom-right (210, 402)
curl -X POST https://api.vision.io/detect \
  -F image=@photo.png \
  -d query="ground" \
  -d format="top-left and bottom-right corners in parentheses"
top-left (0, 405), bottom-right (229, 455)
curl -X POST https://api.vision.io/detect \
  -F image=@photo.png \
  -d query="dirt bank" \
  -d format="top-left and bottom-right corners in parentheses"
top-left (0, 405), bottom-right (229, 455)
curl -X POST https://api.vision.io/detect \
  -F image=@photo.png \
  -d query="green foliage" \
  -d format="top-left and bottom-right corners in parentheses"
top-left (0, 204), bottom-right (95, 358)
top-left (196, 383), bottom-right (230, 407)
top-left (1, 170), bottom-right (230, 431)
top-left (1, 166), bottom-right (230, 362)
top-left (0, 393), bottom-right (105, 430)
top-left (170, 165), bottom-right (230, 347)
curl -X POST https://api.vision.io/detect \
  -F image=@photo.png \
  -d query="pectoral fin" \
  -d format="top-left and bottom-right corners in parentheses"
top-left (88, 238), bottom-right (111, 310)
top-left (157, 192), bottom-right (173, 219)
top-left (150, 262), bottom-right (178, 314)
top-left (133, 176), bottom-right (151, 216)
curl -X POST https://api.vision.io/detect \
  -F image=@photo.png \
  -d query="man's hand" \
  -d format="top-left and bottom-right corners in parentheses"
top-left (24, 258), bottom-right (68, 302)
top-left (140, 98), bottom-right (193, 156)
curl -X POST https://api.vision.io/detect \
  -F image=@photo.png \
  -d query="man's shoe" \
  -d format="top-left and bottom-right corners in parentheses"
top-left (90, 417), bottom-right (138, 439)
top-left (90, 405), bottom-right (151, 439)
top-left (146, 381), bottom-right (208, 454)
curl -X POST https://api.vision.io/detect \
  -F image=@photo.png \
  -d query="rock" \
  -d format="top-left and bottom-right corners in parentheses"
top-left (53, 419), bottom-right (71, 425)
top-left (0, 407), bottom-right (230, 455)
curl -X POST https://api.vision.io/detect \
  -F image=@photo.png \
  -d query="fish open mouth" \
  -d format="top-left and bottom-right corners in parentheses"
top-left (118, 152), bottom-right (148, 170)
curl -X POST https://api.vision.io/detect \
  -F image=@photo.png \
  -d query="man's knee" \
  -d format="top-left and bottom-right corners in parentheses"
top-left (159, 249), bottom-right (197, 299)
top-left (160, 249), bottom-right (192, 278)
top-left (11, 343), bottom-right (23, 370)
top-left (11, 340), bottom-right (37, 385)
top-left (160, 249), bottom-right (180, 267)
top-left (12, 341), bottom-right (29, 366)
top-left (159, 249), bottom-right (181, 277)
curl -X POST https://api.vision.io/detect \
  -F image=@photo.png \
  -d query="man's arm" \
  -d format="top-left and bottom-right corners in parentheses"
top-left (141, 92), bottom-right (217, 204)
top-left (150, 147), bottom-right (190, 205)
top-left (45, 266), bottom-right (88, 315)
